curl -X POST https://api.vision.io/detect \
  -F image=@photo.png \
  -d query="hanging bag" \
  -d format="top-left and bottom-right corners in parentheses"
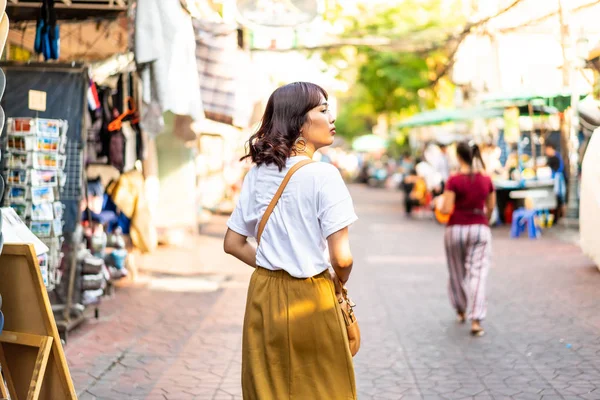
top-left (47, 0), bottom-right (60, 60)
top-left (256, 159), bottom-right (361, 357)
top-left (338, 284), bottom-right (360, 356)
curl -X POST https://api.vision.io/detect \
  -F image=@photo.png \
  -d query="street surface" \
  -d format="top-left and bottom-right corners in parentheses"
top-left (66, 185), bottom-right (600, 400)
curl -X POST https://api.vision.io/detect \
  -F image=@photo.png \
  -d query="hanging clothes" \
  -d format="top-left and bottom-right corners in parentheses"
top-left (193, 20), bottom-right (270, 129)
top-left (96, 85), bottom-right (119, 161)
top-left (106, 169), bottom-right (157, 253)
top-left (135, 0), bottom-right (204, 137)
top-left (193, 19), bottom-right (238, 125)
top-left (121, 121), bottom-right (138, 172)
top-left (106, 97), bottom-right (141, 172)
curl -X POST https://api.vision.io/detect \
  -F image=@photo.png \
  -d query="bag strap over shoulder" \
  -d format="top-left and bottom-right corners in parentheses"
top-left (257, 159), bottom-right (314, 244)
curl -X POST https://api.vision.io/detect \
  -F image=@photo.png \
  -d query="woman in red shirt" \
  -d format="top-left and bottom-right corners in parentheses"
top-left (438, 141), bottom-right (496, 336)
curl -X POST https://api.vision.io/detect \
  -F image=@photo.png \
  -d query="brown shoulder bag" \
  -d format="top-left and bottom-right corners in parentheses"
top-left (257, 159), bottom-right (360, 357)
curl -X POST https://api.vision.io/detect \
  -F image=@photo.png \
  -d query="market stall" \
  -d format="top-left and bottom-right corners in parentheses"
top-left (396, 101), bottom-right (566, 227)
top-left (0, 3), bottom-right (76, 397)
top-left (0, 0), bottom-right (137, 345)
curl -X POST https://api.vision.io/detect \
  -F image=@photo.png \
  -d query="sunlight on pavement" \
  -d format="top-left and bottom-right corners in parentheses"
top-left (366, 255), bottom-right (446, 264)
top-left (146, 276), bottom-right (225, 293)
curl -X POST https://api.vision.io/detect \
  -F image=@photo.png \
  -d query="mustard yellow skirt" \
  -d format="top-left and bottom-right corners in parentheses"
top-left (242, 267), bottom-right (356, 400)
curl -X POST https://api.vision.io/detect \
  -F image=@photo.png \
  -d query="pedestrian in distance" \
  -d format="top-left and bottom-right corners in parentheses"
top-left (223, 82), bottom-right (358, 399)
top-left (544, 142), bottom-right (567, 222)
top-left (436, 141), bottom-right (497, 336)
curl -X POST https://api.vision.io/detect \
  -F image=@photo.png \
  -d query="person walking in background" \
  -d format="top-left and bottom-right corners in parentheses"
top-left (402, 166), bottom-right (427, 217)
top-left (437, 141), bottom-right (496, 337)
top-left (544, 143), bottom-right (567, 221)
top-left (416, 157), bottom-right (443, 197)
top-left (436, 143), bottom-right (452, 184)
top-left (400, 152), bottom-right (414, 175)
top-left (223, 82), bottom-right (358, 399)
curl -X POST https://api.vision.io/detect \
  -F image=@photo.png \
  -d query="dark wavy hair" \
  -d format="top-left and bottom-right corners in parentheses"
top-left (241, 82), bottom-right (328, 171)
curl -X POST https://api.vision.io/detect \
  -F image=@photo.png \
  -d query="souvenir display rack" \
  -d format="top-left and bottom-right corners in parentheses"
top-left (3, 117), bottom-right (67, 290)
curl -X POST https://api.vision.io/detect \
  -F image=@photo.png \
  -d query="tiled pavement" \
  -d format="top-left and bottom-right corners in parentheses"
top-left (66, 185), bottom-right (600, 399)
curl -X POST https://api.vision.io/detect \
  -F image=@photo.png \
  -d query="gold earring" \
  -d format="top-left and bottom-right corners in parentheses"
top-left (294, 136), bottom-right (307, 153)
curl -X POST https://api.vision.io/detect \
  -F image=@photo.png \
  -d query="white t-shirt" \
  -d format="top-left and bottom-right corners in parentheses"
top-left (227, 156), bottom-right (358, 278)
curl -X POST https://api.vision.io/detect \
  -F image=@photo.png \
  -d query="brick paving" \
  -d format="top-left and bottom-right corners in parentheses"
top-left (65, 184), bottom-right (600, 399)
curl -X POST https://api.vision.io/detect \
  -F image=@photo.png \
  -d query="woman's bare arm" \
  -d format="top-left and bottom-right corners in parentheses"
top-left (223, 228), bottom-right (257, 268)
top-left (485, 191), bottom-right (497, 223)
top-left (327, 227), bottom-right (353, 284)
top-left (438, 190), bottom-right (456, 215)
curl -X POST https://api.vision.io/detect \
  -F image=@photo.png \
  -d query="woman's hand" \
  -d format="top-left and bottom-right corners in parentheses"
top-left (329, 269), bottom-right (344, 296)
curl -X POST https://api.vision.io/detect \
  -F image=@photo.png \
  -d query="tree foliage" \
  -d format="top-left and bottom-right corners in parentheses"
top-left (323, 0), bottom-right (466, 140)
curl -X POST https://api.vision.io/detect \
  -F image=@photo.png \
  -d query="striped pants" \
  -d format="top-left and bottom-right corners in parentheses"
top-left (444, 224), bottom-right (492, 321)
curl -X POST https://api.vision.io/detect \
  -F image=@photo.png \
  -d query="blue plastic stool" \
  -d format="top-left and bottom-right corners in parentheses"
top-left (510, 208), bottom-right (541, 239)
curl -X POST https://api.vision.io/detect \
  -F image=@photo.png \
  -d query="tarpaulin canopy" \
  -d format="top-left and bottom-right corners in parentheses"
top-left (397, 104), bottom-right (559, 129)
top-left (481, 91), bottom-right (587, 112)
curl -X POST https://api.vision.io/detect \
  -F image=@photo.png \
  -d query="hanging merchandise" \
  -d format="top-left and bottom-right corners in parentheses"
top-left (4, 117), bottom-right (68, 289)
top-left (193, 19), bottom-right (238, 125)
top-left (106, 169), bottom-right (157, 253)
top-left (87, 80), bottom-right (101, 111)
top-left (34, 0), bottom-right (60, 61)
top-left (34, 0), bottom-right (47, 55)
top-left (107, 97), bottom-right (140, 172)
top-left (135, 0), bottom-right (204, 137)
top-left (193, 19), bottom-right (268, 129)
top-left (90, 73), bottom-right (145, 167)
top-left (48, 0), bottom-right (59, 60)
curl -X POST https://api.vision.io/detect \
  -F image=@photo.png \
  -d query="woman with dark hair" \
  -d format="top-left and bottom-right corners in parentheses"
top-left (437, 141), bottom-right (496, 336)
top-left (223, 82), bottom-right (357, 399)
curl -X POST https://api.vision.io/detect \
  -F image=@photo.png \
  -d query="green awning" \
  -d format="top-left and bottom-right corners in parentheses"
top-left (397, 107), bottom-right (503, 128)
top-left (481, 91), bottom-right (587, 112)
top-left (397, 104), bottom-right (559, 129)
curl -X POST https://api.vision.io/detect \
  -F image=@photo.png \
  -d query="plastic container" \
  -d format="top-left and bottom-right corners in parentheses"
top-left (33, 152), bottom-right (66, 170)
top-left (36, 119), bottom-right (62, 137)
top-left (6, 186), bottom-right (28, 202)
top-left (7, 118), bottom-right (35, 135)
top-left (53, 202), bottom-right (64, 220)
top-left (6, 152), bottom-right (32, 169)
top-left (31, 170), bottom-right (59, 187)
top-left (7, 135), bottom-right (35, 151)
top-left (7, 169), bottom-right (29, 186)
top-left (35, 136), bottom-right (61, 152)
top-left (30, 221), bottom-right (52, 237)
top-left (31, 186), bottom-right (55, 204)
top-left (9, 202), bottom-right (29, 220)
top-left (31, 203), bottom-right (54, 220)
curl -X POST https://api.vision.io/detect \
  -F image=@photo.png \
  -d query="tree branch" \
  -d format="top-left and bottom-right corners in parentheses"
top-left (251, 0), bottom-right (525, 53)
top-left (500, 0), bottom-right (600, 33)
top-left (428, 0), bottom-right (525, 86)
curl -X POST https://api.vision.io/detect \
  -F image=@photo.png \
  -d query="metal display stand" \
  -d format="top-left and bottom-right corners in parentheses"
top-left (0, 62), bottom-right (92, 344)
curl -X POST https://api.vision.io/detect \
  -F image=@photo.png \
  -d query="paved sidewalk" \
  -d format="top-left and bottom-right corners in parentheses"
top-left (66, 184), bottom-right (600, 399)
